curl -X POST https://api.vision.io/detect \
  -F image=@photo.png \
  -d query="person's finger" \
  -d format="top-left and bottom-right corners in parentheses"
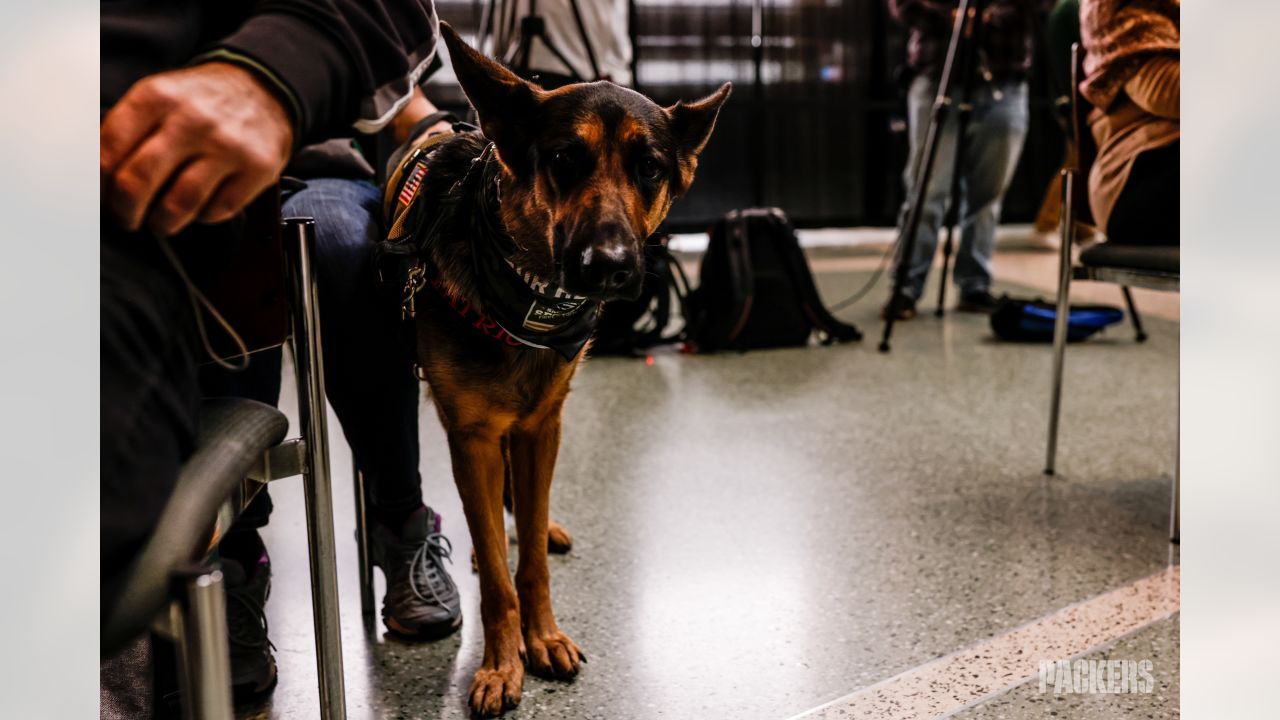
top-left (145, 157), bottom-right (235, 238)
top-left (108, 125), bottom-right (198, 232)
top-left (100, 80), bottom-right (171, 177)
top-left (195, 168), bottom-right (278, 226)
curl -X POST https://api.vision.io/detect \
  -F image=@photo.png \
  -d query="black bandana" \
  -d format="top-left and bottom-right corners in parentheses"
top-left (381, 135), bottom-right (600, 361)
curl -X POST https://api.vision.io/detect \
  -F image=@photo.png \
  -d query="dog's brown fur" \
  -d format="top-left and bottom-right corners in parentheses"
top-left (417, 25), bottom-right (728, 717)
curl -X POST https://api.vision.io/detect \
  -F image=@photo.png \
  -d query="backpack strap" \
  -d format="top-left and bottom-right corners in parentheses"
top-left (766, 209), bottom-right (863, 344)
top-left (723, 210), bottom-right (757, 347)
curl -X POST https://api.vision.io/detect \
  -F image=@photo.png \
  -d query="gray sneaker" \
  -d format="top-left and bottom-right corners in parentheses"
top-left (370, 506), bottom-right (462, 639)
top-left (221, 554), bottom-right (278, 703)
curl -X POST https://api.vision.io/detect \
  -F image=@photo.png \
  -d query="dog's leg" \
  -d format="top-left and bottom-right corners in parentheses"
top-left (509, 410), bottom-right (585, 679)
top-left (447, 426), bottom-right (526, 716)
top-left (504, 461), bottom-right (574, 554)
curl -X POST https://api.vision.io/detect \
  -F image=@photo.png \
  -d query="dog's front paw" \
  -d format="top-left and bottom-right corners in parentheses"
top-left (547, 519), bottom-right (573, 554)
top-left (469, 664), bottom-right (524, 717)
top-left (525, 629), bottom-right (585, 680)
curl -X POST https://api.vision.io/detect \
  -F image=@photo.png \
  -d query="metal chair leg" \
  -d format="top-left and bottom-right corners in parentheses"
top-left (354, 464), bottom-right (375, 616)
top-left (1171, 391), bottom-right (1180, 543)
top-left (1121, 286), bottom-right (1148, 343)
top-left (1045, 168), bottom-right (1076, 475)
top-left (285, 218), bottom-right (348, 720)
top-left (174, 569), bottom-right (234, 720)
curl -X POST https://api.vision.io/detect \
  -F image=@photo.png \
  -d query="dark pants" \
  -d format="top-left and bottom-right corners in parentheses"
top-left (207, 178), bottom-right (424, 536)
top-left (101, 233), bottom-right (203, 620)
top-left (1107, 141), bottom-right (1180, 246)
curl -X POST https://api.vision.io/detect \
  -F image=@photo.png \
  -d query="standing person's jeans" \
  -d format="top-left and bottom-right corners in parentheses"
top-left (208, 178), bottom-right (424, 536)
top-left (895, 76), bottom-right (1029, 300)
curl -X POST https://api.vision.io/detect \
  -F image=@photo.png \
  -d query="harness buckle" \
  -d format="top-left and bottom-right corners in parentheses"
top-left (402, 263), bottom-right (427, 320)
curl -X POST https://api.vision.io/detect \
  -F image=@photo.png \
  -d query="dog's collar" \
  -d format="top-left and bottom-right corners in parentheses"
top-left (381, 137), bottom-right (600, 361)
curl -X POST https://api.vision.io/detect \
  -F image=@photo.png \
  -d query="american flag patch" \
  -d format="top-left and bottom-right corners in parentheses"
top-left (398, 163), bottom-right (427, 206)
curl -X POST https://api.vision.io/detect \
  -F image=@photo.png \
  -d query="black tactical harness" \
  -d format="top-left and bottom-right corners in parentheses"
top-left (377, 132), bottom-right (600, 361)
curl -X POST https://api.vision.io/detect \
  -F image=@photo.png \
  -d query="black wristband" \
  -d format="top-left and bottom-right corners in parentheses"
top-left (406, 111), bottom-right (460, 143)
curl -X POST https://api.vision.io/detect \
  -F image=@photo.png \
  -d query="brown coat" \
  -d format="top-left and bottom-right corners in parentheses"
top-left (1080, 0), bottom-right (1180, 232)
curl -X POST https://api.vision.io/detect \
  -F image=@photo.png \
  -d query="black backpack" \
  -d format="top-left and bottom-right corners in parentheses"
top-left (687, 208), bottom-right (862, 352)
top-left (590, 234), bottom-right (693, 356)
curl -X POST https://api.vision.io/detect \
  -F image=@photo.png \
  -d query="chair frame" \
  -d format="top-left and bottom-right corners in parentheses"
top-left (1043, 44), bottom-right (1179, 542)
top-left (139, 218), bottom-right (350, 720)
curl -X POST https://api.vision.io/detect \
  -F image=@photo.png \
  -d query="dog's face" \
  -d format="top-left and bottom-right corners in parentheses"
top-left (440, 24), bottom-right (731, 301)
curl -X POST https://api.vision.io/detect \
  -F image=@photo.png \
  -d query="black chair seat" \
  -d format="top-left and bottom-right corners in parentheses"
top-left (102, 398), bottom-right (288, 656)
top-left (1080, 243), bottom-right (1179, 274)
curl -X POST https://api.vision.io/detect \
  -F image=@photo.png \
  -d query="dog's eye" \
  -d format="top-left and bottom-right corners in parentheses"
top-left (553, 151), bottom-right (576, 172)
top-left (638, 158), bottom-right (664, 182)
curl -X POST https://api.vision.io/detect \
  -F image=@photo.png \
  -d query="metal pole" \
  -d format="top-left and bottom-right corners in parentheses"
top-left (1043, 167), bottom-right (1073, 475)
top-left (170, 599), bottom-right (196, 720)
top-left (750, 0), bottom-right (765, 208)
top-left (1171, 373), bottom-right (1180, 542)
top-left (880, 0), bottom-right (975, 352)
top-left (1044, 43), bottom-right (1083, 476)
top-left (183, 570), bottom-right (235, 720)
top-left (285, 218), bottom-right (348, 720)
top-left (354, 464), bottom-right (375, 615)
top-left (1120, 286), bottom-right (1149, 342)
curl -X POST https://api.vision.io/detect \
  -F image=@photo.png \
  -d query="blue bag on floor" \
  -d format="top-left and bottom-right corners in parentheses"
top-left (990, 295), bottom-right (1124, 343)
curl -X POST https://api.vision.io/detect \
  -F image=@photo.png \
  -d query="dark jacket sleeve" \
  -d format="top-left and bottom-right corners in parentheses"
top-left (888, 0), bottom-right (954, 31)
top-left (204, 0), bottom-right (439, 145)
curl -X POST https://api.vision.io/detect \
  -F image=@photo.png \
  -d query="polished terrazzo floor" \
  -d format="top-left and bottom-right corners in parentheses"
top-left (244, 251), bottom-right (1180, 720)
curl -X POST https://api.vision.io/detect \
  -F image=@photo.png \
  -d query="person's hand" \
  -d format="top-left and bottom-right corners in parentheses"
top-left (100, 62), bottom-right (294, 238)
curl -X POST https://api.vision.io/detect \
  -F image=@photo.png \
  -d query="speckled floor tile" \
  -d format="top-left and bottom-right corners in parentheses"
top-left (246, 258), bottom-right (1179, 720)
top-left (954, 614), bottom-right (1180, 720)
top-left (788, 567), bottom-right (1178, 719)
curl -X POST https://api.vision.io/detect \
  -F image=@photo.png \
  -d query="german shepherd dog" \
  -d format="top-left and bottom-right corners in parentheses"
top-left (399, 25), bottom-right (729, 716)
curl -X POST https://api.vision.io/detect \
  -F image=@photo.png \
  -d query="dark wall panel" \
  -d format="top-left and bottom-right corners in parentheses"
top-left (435, 1), bottom-right (1062, 230)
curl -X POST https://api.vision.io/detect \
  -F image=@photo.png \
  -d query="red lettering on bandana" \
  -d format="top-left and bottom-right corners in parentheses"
top-left (428, 277), bottom-right (526, 348)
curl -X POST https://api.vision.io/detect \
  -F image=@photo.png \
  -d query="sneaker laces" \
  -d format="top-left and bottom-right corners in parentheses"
top-left (226, 584), bottom-right (276, 652)
top-left (408, 532), bottom-right (455, 607)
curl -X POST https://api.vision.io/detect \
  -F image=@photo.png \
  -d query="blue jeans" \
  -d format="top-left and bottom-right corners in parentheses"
top-left (895, 76), bottom-right (1029, 299)
top-left (206, 178), bottom-right (423, 529)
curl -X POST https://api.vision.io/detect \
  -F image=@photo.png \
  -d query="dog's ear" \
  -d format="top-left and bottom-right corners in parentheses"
top-left (439, 22), bottom-right (540, 170)
top-left (665, 82), bottom-right (732, 194)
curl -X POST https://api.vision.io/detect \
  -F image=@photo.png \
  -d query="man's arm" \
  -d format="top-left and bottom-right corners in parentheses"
top-left (389, 86), bottom-right (455, 146)
top-left (205, 0), bottom-right (441, 144)
top-left (100, 0), bottom-right (440, 238)
top-left (1124, 55), bottom-right (1179, 120)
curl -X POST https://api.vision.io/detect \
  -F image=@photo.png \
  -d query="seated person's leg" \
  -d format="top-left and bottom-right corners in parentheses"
top-left (1106, 141), bottom-right (1180, 246)
top-left (101, 235), bottom-right (202, 626)
top-left (283, 178), bottom-right (461, 639)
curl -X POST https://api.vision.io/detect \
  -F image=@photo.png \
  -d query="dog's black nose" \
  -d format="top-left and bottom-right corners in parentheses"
top-left (580, 234), bottom-right (637, 294)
